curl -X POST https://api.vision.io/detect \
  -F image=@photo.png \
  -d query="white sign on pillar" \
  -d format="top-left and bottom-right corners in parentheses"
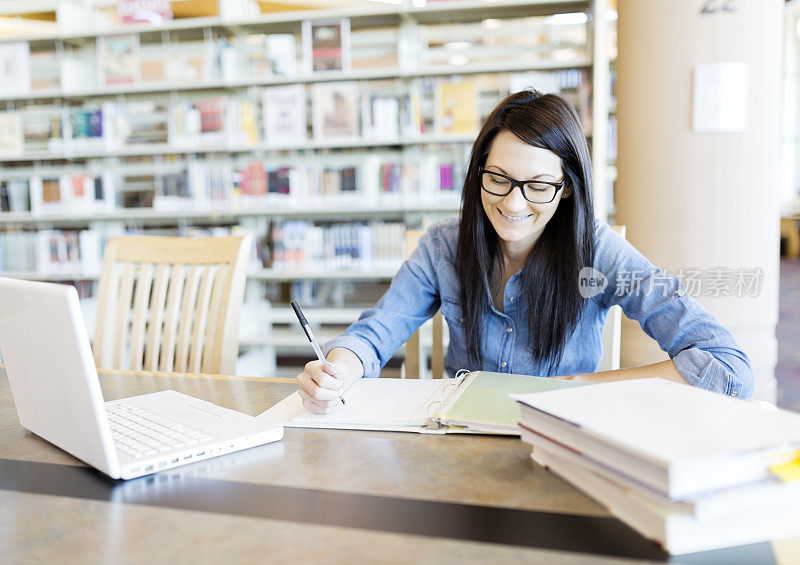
top-left (692, 62), bottom-right (750, 133)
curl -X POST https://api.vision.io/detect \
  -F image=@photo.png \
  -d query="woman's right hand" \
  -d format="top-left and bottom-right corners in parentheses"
top-left (297, 360), bottom-right (348, 414)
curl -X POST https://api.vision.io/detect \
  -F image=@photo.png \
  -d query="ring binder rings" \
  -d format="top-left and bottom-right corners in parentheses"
top-left (258, 371), bottom-right (590, 435)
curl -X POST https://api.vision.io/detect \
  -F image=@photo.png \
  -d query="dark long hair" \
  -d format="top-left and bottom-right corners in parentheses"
top-left (455, 90), bottom-right (595, 376)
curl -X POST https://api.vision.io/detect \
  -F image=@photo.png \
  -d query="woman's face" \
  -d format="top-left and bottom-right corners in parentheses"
top-left (480, 130), bottom-right (568, 258)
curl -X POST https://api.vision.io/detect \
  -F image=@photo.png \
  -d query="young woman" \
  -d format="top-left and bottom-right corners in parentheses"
top-left (296, 90), bottom-right (754, 414)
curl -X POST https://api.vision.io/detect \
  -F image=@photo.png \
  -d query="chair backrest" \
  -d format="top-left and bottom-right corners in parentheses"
top-left (403, 225), bottom-right (626, 378)
top-left (597, 225), bottom-right (626, 372)
top-left (404, 230), bottom-right (444, 379)
top-left (93, 235), bottom-right (251, 375)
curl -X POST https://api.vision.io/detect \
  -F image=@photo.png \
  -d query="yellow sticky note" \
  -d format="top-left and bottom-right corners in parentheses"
top-left (770, 455), bottom-right (800, 483)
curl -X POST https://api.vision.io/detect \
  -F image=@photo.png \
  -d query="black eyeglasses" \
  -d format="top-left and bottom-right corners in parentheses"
top-left (478, 168), bottom-right (566, 203)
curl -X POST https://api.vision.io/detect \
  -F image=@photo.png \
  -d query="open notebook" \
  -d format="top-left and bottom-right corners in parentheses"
top-left (257, 371), bottom-right (588, 435)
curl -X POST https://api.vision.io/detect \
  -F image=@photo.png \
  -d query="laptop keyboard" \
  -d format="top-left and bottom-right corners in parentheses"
top-left (107, 402), bottom-right (215, 459)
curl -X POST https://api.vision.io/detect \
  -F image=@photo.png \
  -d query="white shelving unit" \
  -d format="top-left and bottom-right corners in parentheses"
top-left (0, 59), bottom-right (592, 104)
top-left (0, 0), bottom-right (613, 378)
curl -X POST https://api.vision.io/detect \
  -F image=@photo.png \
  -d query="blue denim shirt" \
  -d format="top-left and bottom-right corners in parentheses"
top-left (324, 217), bottom-right (754, 398)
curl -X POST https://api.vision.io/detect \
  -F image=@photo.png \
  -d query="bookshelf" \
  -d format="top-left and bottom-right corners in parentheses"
top-left (0, 0), bottom-right (614, 377)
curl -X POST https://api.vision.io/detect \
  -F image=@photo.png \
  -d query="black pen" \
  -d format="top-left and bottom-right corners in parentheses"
top-left (291, 301), bottom-right (345, 405)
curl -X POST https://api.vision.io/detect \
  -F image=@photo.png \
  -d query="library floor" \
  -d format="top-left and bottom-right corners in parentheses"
top-left (778, 258), bottom-right (800, 411)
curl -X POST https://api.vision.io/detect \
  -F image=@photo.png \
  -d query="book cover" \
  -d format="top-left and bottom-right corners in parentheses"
top-left (302, 19), bottom-right (351, 73)
top-left (262, 85), bottom-right (307, 147)
top-left (267, 168), bottom-right (292, 195)
top-left (514, 378), bottom-right (800, 500)
top-left (28, 50), bottom-right (60, 91)
top-left (266, 34), bottom-right (297, 77)
top-left (117, 0), bottom-right (172, 25)
top-left (97, 34), bottom-right (141, 86)
top-left (194, 97), bottom-right (226, 134)
top-left (0, 113), bottom-right (23, 156)
top-left (311, 82), bottom-right (360, 140)
top-left (0, 42), bottom-right (31, 96)
top-left (435, 77), bottom-right (478, 135)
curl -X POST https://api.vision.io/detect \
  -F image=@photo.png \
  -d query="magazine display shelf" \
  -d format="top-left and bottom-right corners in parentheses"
top-left (0, 0), bottom-right (613, 377)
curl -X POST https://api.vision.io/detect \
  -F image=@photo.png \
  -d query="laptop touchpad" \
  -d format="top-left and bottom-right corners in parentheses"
top-left (165, 404), bottom-right (226, 422)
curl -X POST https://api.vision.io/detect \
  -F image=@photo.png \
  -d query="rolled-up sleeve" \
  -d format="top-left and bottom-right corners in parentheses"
top-left (593, 223), bottom-right (754, 398)
top-left (323, 225), bottom-right (442, 378)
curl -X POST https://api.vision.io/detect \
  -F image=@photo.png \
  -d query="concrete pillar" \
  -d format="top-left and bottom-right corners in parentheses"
top-left (615, 0), bottom-right (782, 400)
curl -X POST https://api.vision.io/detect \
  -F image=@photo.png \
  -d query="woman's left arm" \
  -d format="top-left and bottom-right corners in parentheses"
top-left (568, 359), bottom-right (688, 384)
top-left (567, 223), bottom-right (755, 398)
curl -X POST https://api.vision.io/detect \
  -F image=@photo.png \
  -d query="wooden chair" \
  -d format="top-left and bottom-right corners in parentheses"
top-left (93, 235), bottom-right (252, 375)
top-left (403, 225), bottom-right (626, 378)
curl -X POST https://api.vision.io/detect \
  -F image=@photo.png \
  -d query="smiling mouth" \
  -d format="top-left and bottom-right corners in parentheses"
top-left (497, 208), bottom-right (533, 222)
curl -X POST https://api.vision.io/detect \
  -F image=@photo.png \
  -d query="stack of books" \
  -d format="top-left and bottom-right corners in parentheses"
top-left (514, 378), bottom-right (800, 555)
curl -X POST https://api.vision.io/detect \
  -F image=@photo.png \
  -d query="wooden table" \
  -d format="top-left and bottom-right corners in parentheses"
top-left (1, 369), bottom-right (797, 564)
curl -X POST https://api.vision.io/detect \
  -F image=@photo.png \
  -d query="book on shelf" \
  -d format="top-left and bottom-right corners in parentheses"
top-left (28, 49), bottom-right (61, 92)
top-left (361, 153), bottom-right (464, 207)
top-left (152, 168), bottom-right (192, 211)
top-left (97, 34), bottom-right (141, 86)
top-left (121, 100), bottom-right (169, 145)
top-left (28, 173), bottom-right (115, 215)
top-left (46, 103), bottom-right (124, 152)
top-left (239, 161), bottom-right (268, 198)
top-left (225, 98), bottom-right (259, 145)
top-left (311, 82), bottom-right (360, 140)
top-left (0, 42), bottom-right (31, 97)
top-left (302, 18), bottom-right (351, 74)
top-left (20, 110), bottom-right (52, 152)
top-left (0, 228), bottom-right (102, 276)
top-left (60, 55), bottom-right (94, 93)
top-left (139, 42), bottom-right (168, 83)
top-left (0, 113), bottom-right (23, 156)
top-left (268, 220), bottom-right (405, 273)
top-left (57, 1), bottom-right (114, 35)
top-left (207, 38), bottom-right (231, 83)
top-left (400, 82), bottom-right (424, 137)
top-left (185, 163), bottom-right (235, 210)
top-left (0, 231), bottom-right (38, 272)
top-left (0, 181), bottom-right (30, 213)
top-left (350, 26), bottom-right (399, 71)
top-left (262, 85), bottom-right (308, 148)
top-left (35, 230), bottom-right (80, 275)
top-left (168, 97), bottom-right (229, 146)
top-left (117, 0), bottom-right (173, 25)
top-left (360, 92), bottom-right (400, 141)
top-left (163, 40), bottom-right (209, 82)
top-left (238, 34), bottom-right (297, 79)
top-left (435, 77), bottom-right (478, 135)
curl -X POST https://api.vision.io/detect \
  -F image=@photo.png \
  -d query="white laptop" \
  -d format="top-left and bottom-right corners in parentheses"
top-left (0, 277), bottom-right (283, 480)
